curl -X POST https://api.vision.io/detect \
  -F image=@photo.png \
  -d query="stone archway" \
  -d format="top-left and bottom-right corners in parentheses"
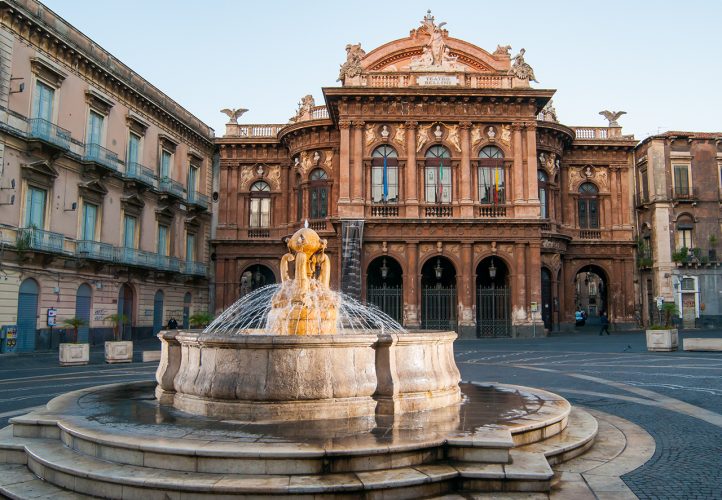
top-left (240, 264), bottom-right (276, 297)
top-left (476, 256), bottom-right (511, 337)
top-left (366, 256), bottom-right (403, 323)
top-left (420, 256), bottom-right (457, 330)
top-left (574, 265), bottom-right (608, 326)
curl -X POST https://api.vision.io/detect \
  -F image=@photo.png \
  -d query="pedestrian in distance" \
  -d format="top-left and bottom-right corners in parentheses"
top-left (167, 317), bottom-right (178, 330)
top-left (599, 311), bottom-right (610, 335)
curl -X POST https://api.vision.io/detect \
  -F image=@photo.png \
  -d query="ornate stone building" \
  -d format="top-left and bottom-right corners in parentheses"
top-left (0, 0), bottom-right (214, 350)
top-left (214, 12), bottom-right (638, 337)
top-left (635, 132), bottom-right (722, 328)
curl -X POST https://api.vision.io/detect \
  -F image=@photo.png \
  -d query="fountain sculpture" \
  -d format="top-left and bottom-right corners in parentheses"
top-left (0, 226), bottom-right (600, 498)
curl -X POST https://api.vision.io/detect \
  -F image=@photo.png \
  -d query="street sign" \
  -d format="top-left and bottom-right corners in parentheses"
top-left (656, 296), bottom-right (664, 310)
top-left (47, 307), bottom-right (57, 327)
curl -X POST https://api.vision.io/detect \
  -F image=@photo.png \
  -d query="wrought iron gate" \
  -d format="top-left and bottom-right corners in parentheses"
top-left (421, 286), bottom-right (457, 330)
top-left (367, 286), bottom-right (403, 324)
top-left (476, 286), bottom-right (511, 337)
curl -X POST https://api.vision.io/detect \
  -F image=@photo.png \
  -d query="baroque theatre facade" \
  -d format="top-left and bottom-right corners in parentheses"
top-left (214, 12), bottom-right (637, 337)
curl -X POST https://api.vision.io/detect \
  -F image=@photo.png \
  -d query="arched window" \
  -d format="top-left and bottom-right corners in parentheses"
top-left (538, 170), bottom-right (549, 219)
top-left (249, 181), bottom-right (270, 228)
top-left (309, 169), bottom-right (328, 219)
top-left (478, 146), bottom-right (505, 204)
top-left (578, 182), bottom-right (599, 229)
top-left (425, 145), bottom-right (451, 203)
top-left (371, 145), bottom-right (398, 203)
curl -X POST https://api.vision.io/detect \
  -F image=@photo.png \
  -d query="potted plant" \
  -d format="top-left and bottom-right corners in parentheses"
top-left (59, 317), bottom-right (89, 366)
top-left (189, 311), bottom-right (214, 329)
top-left (103, 313), bottom-right (133, 363)
top-left (646, 302), bottom-right (679, 352)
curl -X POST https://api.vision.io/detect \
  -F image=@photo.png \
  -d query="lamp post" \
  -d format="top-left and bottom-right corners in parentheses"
top-left (434, 258), bottom-right (443, 281)
top-left (380, 258), bottom-right (388, 288)
top-left (489, 258), bottom-right (497, 280)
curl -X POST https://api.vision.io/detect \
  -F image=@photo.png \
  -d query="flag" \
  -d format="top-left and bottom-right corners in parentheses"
top-left (382, 154), bottom-right (388, 201)
top-left (437, 160), bottom-right (444, 203)
top-left (493, 167), bottom-right (499, 205)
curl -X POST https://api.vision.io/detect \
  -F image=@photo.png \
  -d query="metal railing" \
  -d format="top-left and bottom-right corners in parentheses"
top-left (28, 118), bottom-right (71, 150)
top-left (248, 228), bottom-right (271, 238)
top-left (672, 185), bottom-right (697, 200)
top-left (186, 190), bottom-right (209, 210)
top-left (184, 260), bottom-right (207, 276)
top-left (158, 177), bottom-right (186, 198)
top-left (115, 247), bottom-right (159, 268)
top-left (124, 161), bottom-right (156, 187)
top-left (159, 255), bottom-right (181, 273)
top-left (76, 240), bottom-right (114, 262)
top-left (17, 227), bottom-right (65, 253)
top-left (84, 143), bottom-right (119, 172)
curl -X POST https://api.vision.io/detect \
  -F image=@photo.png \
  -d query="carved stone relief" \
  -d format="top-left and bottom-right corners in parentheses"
top-left (365, 124), bottom-right (377, 146)
top-left (471, 125), bottom-right (483, 149)
top-left (500, 124), bottom-right (512, 146)
top-left (446, 124), bottom-right (461, 152)
top-left (240, 166), bottom-right (255, 189)
top-left (266, 166), bottom-right (281, 190)
top-left (416, 123), bottom-right (433, 152)
top-left (393, 124), bottom-right (406, 152)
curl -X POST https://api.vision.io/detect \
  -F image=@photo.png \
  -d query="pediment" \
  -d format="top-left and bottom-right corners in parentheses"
top-left (155, 204), bottom-right (175, 224)
top-left (121, 193), bottom-right (145, 216)
top-left (21, 160), bottom-right (58, 188)
top-left (78, 179), bottom-right (108, 204)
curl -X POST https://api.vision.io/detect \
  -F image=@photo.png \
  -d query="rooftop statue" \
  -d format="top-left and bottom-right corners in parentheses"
top-left (220, 107), bottom-right (248, 124)
top-left (508, 48), bottom-right (538, 83)
top-left (337, 43), bottom-right (366, 84)
top-left (599, 110), bottom-right (627, 127)
top-left (293, 95), bottom-right (315, 121)
top-left (408, 10), bottom-right (461, 71)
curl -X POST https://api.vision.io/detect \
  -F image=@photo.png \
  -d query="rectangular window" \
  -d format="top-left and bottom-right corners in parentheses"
top-left (188, 165), bottom-right (199, 195)
top-left (87, 110), bottom-right (104, 146)
top-left (250, 198), bottom-right (271, 227)
top-left (673, 165), bottom-right (689, 197)
top-left (425, 165), bottom-right (451, 203)
top-left (186, 233), bottom-right (195, 262)
top-left (160, 150), bottom-right (172, 179)
top-left (24, 186), bottom-right (46, 228)
top-left (677, 229), bottom-right (693, 249)
top-left (640, 168), bottom-right (649, 201)
top-left (157, 224), bottom-right (169, 256)
top-left (478, 166), bottom-right (505, 204)
top-left (32, 81), bottom-right (54, 121)
top-left (127, 133), bottom-right (141, 166)
top-left (81, 202), bottom-right (98, 241)
top-left (123, 215), bottom-right (137, 248)
top-left (539, 187), bottom-right (547, 218)
top-left (371, 162), bottom-right (398, 202)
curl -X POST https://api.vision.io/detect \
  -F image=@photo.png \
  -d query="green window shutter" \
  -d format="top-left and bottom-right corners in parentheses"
top-left (123, 216), bottom-right (136, 248)
top-left (82, 203), bottom-right (97, 240)
top-left (26, 187), bottom-right (46, 228)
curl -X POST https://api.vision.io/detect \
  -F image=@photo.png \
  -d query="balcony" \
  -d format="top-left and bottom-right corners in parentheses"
top-left (124, 161), bottom-right (156, 188)
top-left (672, 185), bottom-right (697, 202)
top-left (578, 229), bottom-right (601, 240)
top-left (115, 247), bottom-right (159, 268)
top-left (478, 205), bottom-right (507, 218)
top-left (84, 143), bottom-right (119, 172)
top-left (76, 240), bottom-right (114, 262)
top-left (308, 219), bottom-right (330, 232)
top-left (248, 228), bottom-right (271, 238)
top-left (371, 204), bottom-right (399, 217)
top-left (186, 190), bottom-right (209, 210)
top-left (184, 260), bottom-right (207, 277)
top-left (158, 177), bottom-right (185, 199)
top-left (158, 255), bottom-right (181, 273)
top-left (28, 118), bottom-right (71, 151)
top-left (424, 205), bottom-right (453, 218)
top-left (17, 227), bottom-right (65, 254)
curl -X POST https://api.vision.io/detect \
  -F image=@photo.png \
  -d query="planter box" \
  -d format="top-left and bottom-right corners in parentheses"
top-left (59, 343), bottom-right (89, 366)
top-left (105, 340), bottom-right (133, 363)
top-left (646, 329), bottom-right (678, 352)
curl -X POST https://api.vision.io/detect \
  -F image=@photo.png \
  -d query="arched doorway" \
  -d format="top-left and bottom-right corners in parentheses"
top-left (240, 264), bottom-right (276, 297)
top-left (17, 278), bottom-right (39, 352)
top-left (541, 268), bottom-right (552, 330)
top-left (421, 256), bottom-right (457, 330)
top-left (117, 284), bottom-right (133, 340)
top-left (183, 292), bottom-right (191, 329)
top-left (476, 257), bottom-right (511, 337)
top-left (75, 284), bottom-right (92, 343)
top-left (574, 265), bottom-right (607, 325)
top-left (153, 290), bottom-right (164, 334)
top-left (366, 256), bottom-right (403, 323)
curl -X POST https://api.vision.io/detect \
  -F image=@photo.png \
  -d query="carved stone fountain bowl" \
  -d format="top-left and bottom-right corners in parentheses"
top-left (156, 329), bottom-right (461, 422)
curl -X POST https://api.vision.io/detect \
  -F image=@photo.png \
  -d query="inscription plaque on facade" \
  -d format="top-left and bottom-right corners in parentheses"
top-left (417, 75), bottom-right (459, 86)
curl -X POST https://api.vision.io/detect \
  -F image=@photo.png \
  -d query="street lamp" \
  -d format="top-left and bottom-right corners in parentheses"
top-left (380, 258), bottom-right (389, 280)
top-left (434, 258), bottom-right (443, 280)
top-left (489, 258), bottom-right (497, 280)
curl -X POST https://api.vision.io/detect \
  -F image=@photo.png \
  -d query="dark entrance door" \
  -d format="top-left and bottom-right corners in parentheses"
top-left (422, 286), bottom-right (457, 330)
top-left (75, 284), bottom-right (92, 343)
top-left (366, 256), bottom-right (403, 324)
top-left (541, 268), bottom-right (552, 330)
top-left (17, 279), bottom-right (39, 352)
top-left (153, 290), bottom-right (164, 334)
top-left (476, 286), bottom-right (511, 337)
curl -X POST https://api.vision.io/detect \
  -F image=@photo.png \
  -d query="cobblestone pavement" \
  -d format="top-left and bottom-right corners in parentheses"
top-left (456, 329), bottom-right (722, 499)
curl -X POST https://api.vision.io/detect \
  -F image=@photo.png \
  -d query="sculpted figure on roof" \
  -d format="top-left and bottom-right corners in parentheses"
top-left (408, 10), bottom-right (461, 72)
top-left (338, 43), bottom-right (366, 83)
top-left (509, 48), bottom-right (538, 83)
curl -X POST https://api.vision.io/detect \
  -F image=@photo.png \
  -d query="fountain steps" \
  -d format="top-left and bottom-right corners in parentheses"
top-left (0, 409), bottom-right (597, 498)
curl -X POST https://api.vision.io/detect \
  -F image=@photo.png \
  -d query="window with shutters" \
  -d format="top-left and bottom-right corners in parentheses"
top-left (371, 145), bottom-right (398, 203)
top-left (250, 181), bottom-right (271, 228)
top-left (578, 182), bottom-right (599, 229)
top-left (309, 169), bottom-right (328, 219)
top-left (425, 145), bottom-right (451, 203)
top-left (24, 186), bottom-right (46, 229)
top-left (478, 146), bottom-right (504, 205)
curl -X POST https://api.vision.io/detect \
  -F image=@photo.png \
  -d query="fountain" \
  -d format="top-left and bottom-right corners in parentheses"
top-left (0, 227), bottom-right (600, 499)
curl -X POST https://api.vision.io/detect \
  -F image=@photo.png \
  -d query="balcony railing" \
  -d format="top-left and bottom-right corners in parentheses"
top-left (187, 190), bottom-right (209, 210)
top-left (424, 205), bottom-right (453, 218)
top-left (76, 240), bottom-right (114, 262)
top-left (371, 204), bottom-right (399, 217)
top-left (115, 247), bottom-right (159, 268)
top-left (248, 228), bottom-right (271, 238)
top-left (84, 143), bottom-right (119, 172)
top-left (17, 227), bottom-right (65, 253)
top-left (28, 118), bottom-right (71, 150)
top-left (159, 255), bottom-right (181, 273)
top-left (124, 161), bottom-right (156, 187)
top-left (578, 229), bottom-right (601, 239)
top-left (184, 260), bottom-right (207, 277)
top-left (158, 177), bottom-right (186, 198)
top-left (478, 205), bottom-right (507, 218)
top-left (672, 185), bottom-right (697, 200)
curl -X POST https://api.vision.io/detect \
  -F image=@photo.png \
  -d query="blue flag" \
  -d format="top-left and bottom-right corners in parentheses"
top-left (382, 154), bottom-right (388, 201)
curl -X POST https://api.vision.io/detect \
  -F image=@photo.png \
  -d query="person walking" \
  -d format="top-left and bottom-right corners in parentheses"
top-left (599, 311), bottom-right (610, 335)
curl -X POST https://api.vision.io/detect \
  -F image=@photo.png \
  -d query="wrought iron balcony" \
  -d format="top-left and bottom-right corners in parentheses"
top-left (84, 143), bottom-right (119, 172)
top-left (159, 255), bottom-right (181, 273)
top-left (672, 185), bottom-right (697, 201)
top-left (76, 240), bottom-right (114, 262)
top-left (115, 247), bottom-right (159, 268)
top-left (158, 177), bottom-right (185, 198)
top-left (28, 118), bottom-right (71, 150)
top-left (184, 260), bottom-right (207, 277)
top-left (17, 227), bottom-right (65, 254)
top-left (186, 190), bottom-right (209, 210)
top-left (124, 161), bottom-right (156, 187)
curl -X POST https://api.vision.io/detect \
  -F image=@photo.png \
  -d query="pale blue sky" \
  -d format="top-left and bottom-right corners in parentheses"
top-left (42, 0), bottom-right (721, 139)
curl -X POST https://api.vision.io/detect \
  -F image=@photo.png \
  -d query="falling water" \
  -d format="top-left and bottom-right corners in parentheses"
top-left (203, 282), bottom-right (406, 336)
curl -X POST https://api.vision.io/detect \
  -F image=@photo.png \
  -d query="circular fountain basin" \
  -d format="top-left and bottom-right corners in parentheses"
top-left (157, 329), bottom-right (462, 421)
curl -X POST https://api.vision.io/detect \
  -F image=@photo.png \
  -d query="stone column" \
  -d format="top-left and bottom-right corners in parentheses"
top-left (458, 243), bottom-right (475, 338)
top-left (403, 241), bottom-right (420, 327)
top-left (459, 121), bottom-right (473, 217)
top-left (526, 123), bottom-right (539, 204)
top-left (280, 164), bottom-right (290, 224)
top-left (338, 120), bottom-right (351, 207)
top-left (512, 123), bottom-right (524, 205)
top-left (352, 121), bottom-right (365, 204)
top-left (513, 243), bottom-right (527, 329)
top-left (528, 241), bottom-right (544, 331)
top-left (405, 121), bottom-right (419, 217)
